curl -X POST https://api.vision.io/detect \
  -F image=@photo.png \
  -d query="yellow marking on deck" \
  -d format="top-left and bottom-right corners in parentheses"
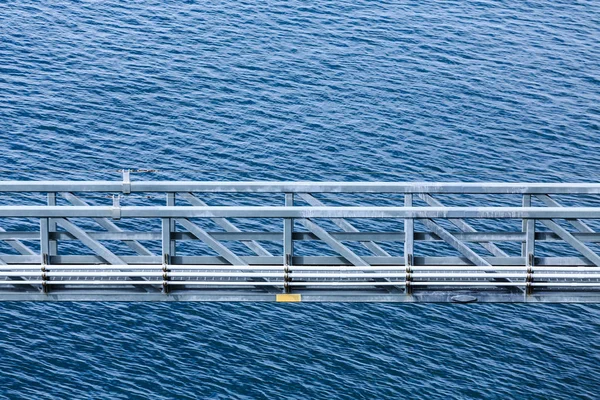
top-left (276, 293), bottom-right (301, 302)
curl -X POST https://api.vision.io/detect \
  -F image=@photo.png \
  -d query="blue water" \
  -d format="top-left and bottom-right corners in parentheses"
top-left (1, 0), bottom-right (600, 398)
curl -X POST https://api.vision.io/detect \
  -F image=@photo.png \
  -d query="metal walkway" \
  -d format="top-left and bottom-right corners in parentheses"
top-left (2, 176), bottom-right (600, 302)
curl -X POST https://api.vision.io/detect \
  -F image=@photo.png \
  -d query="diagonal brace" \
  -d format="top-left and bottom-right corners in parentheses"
top-left (177, 218), bottom-right (280, 293)
top-left (177, 218), bottom-right (246, 265)
top-left (421, 219), bottom-right (490, 266)
top-left (63, 193), bottom-right (154, 256)
top-left (180, 193), bottom-right (272, 257)
top-left (301, 218), bottom-right (369, 266)
top-left (56, 218), bottom-right (125, 264)
top-left (300, 218), bottom-right (401, 293)
top-left (536, 195), bottom-right (595, 233)
top-left (540, 219), bottom-right (600, 267)
top-left (418, 194), bottom-right (507, 257)
top-left (298, 193), bottom-right (390, 257)
top-left (57, 218), bottom-right (159, 291)
top-left (0, 227), bottom-right (36, 255)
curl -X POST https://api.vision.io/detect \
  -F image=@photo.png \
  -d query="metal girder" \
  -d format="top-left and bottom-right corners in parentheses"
top-left (63, 193), bottom-right (154, 256)
top-left (1, 180), bottom-right (600, 302)
top-left (2, 254), bottom-right (596, 266)
top-left (298, 193), bottom-right (390, 257)
top-left (405, 194), bottom-right (414, 267)
top-left (179, 193), bottom-right (272, 257)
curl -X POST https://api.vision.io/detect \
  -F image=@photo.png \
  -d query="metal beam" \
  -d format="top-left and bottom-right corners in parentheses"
top-left (3, 181), bottom-right (600, 194)
top-left (167, 193), bottom-right (176, 256)
top-left (15, 230), bottom-right (600, 243)
top-left (5, 206), bottom-right (600, 219)
top-left (405, 194), bottom-right (414, 267)
top-left (48, 193), bottom-right (57, 255)
top-left (284, 193), bottom-right (294, 265)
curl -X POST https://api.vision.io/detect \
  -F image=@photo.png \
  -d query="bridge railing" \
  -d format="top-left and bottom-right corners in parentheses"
top-left (1, 178), bottom-right (600, 301)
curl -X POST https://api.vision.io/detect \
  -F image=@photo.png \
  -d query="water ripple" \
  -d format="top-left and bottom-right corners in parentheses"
top-left (1, 0), bottom-right (600, 398)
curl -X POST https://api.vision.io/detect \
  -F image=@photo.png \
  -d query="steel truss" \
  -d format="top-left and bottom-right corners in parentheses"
top-left (1, 176), bottom-right (600, 302)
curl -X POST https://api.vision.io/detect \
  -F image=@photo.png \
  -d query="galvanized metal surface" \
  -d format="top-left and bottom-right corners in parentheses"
top-left (1, 178), bottom-right (600, 302)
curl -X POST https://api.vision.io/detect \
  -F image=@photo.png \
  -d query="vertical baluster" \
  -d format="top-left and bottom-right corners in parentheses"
top-left (522, 194), bottom-right (531, 257)
top-left (47, 193), bottom-right (57, 256)
top-left (40, 217), bottom-right (50, 293)
top-left (524, 195), bottom-right (535, 295)
top-left (404, 194), bottom-right (414, 295)
top-left (167, 193), bottom-right (176, 256)
top-left (283, 193), bottom-right (294, 293)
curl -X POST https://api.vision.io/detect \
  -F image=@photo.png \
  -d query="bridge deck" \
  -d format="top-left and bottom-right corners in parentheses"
top-left (1, 175), bottom-right (600, 302)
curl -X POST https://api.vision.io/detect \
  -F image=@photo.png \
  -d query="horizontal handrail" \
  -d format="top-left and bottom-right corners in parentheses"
top-left (0, 180), bottom-right (599, 194)
top-left (0, 205), bottom-right (600, 218)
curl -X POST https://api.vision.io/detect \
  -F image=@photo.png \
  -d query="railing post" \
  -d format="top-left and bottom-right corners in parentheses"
top-left (524, 195), bottom-right (535, 295)
top-left (283, 193), bottom-right (294, 293)
top-left (161, 217), bottom-right (171, 264)
top-left (167, 193), bottom-right (176, 256)
top-left (522, 194), bottom-right (531, 257)
top-left (161, 216), bottom-right (171, 294)
top-left (47, 193), bottom-right (57, 256)
top-left (40, 217), bottom-right (50, 293)
top-left (404, 194), bottom-right (414, 295)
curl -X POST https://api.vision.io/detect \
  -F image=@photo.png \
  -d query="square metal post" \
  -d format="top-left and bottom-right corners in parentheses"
top-left (284, 193), bottom-right (294, 293)
top-left (404, 194), bottom-right (414, 267)
top-left (40, 217), bottom-right (50, 261)
top-left (161, 218), bottom-right (171, 264)
top-left (47, 193), bottom-right (57, 255)
top-left (167, 193), bottom-right (176, 256)
top-left (404, 194), bottom-right (414, 295)
top-left (522, 194), bottom-right (531, 257)
top-left (525, 207), bottom-right (535, 295)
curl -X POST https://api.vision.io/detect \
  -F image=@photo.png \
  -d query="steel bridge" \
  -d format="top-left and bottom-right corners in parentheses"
top-left (2, 176), bottom-right (600, 302)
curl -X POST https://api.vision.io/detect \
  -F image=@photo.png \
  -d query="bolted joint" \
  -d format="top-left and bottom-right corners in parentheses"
top-left (405, 264), bottom-right (412, 295)
top-left (526, 265), bottom-right (534, 295)
top-left (283, 264), bottom-right (291, 294)
top-left (162, 254), bottom-right (170, 294)
top-left (41, 256), bottom-right (49, 294)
